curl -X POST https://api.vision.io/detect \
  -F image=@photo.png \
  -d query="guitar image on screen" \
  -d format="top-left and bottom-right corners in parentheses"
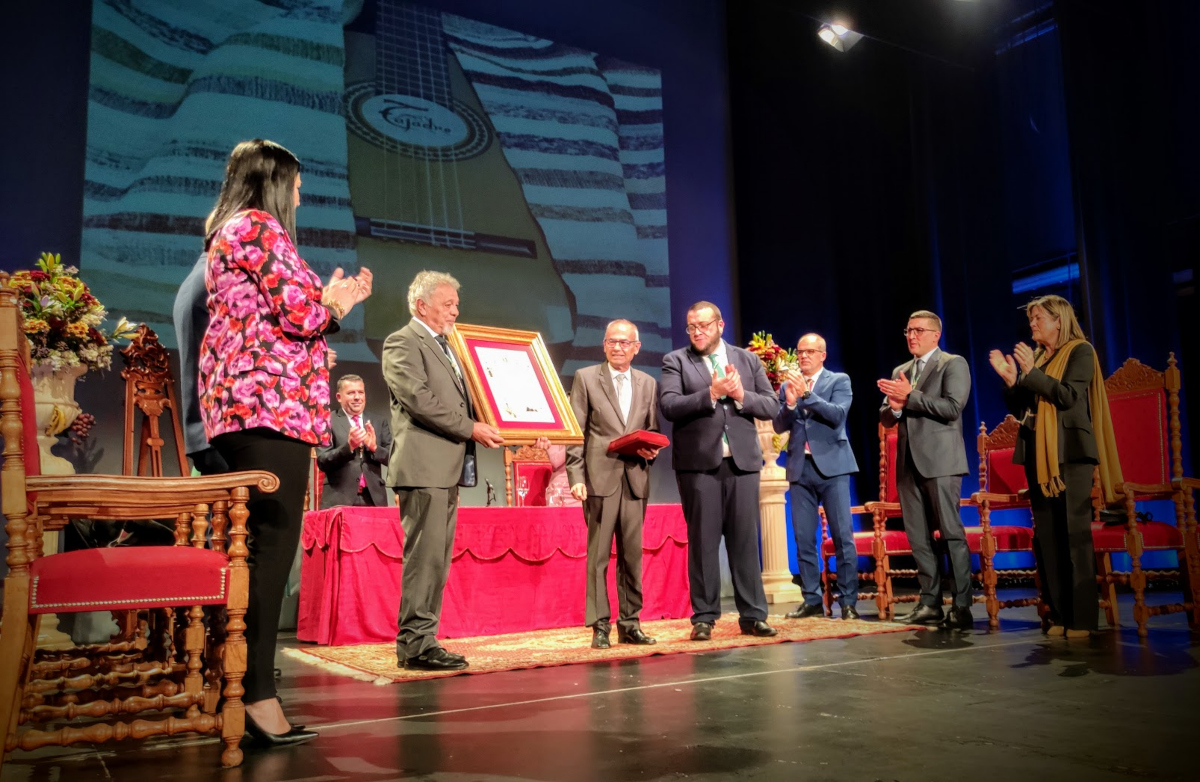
top-left (344, 0), bottom-right (574, 348)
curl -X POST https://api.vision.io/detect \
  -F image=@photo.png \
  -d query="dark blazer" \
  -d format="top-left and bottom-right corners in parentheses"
top-left (317, 408), bottom-right (394, 507)
top-left (565, 363), bottom-right (658, 498)
top-left (382, 318), bottom-right (476, 489)
top-left (1004, 342), bottom-right (1099, 466)
top-left (659, 343), bottom-right (780, 472)
top-left (171, 254), bottom-right (209, 457)
top-left (880, 348), bottom-right (971, 479)
top-left (773, 370), bottom-right (858, 481)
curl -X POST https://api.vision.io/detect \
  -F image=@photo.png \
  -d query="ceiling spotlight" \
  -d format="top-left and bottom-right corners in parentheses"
top-left (818, 23), bottom-right (863, 52)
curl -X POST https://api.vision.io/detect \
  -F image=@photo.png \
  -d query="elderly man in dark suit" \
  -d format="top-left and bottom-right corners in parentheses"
top-left (659, 301), bottom-right (780, 641)
top-left (878, 310), bottom-right (974, 628)
top-left (317, 375), bottom-right (393, 508)
top-left (383, 271), bottom-right (505, 671)
top-left (773, 333), bottom-right (861, 620)
top-left (566, 319), bottom-right (663, 649)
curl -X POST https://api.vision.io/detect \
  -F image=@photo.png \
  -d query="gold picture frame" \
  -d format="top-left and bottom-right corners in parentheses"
top-left (446, 323), bottom-right (583, 445)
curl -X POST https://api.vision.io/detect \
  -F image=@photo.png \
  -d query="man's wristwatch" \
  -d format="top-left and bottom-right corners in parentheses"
top-left (801, 388), bottom-right (812, 400)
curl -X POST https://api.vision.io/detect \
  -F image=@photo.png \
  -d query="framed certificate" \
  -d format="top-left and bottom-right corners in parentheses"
top-left (447, 323), bottom-right (583, 445)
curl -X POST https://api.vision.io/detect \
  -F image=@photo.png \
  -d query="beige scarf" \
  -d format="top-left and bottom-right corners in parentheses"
top-left (1033, 339), bottom-right (1124, 504)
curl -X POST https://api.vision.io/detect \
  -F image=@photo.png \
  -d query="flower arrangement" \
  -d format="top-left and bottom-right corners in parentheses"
top-left (7, 252), bottom-right (136, 372)
top-left (747, 331), bottom-right (798, 392)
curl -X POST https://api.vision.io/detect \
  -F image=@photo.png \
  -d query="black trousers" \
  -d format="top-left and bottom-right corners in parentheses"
top-left (1025, 461), bottom-right (1099, 631)
top-left (211, 428), bottom-right (312, 704)
top-left (676, 458), bottom-right (768, 625)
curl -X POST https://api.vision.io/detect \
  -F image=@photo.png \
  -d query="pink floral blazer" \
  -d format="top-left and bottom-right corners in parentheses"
top-left (199, 209), bottom-right (333, 446)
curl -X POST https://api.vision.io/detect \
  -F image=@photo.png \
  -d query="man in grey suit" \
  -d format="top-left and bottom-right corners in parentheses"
top-left (566, 320), bottom-right (663, 649)
top-left (877, 310), bottom-right (974, 628)
top-left (659, 301), bottom-right (780, 641)
top-left (382, 271), bottom-right (504, 671)
top-left (773, 333), bottom-right (861, 620)
top-left (317, 375), bottom-right (393, 508)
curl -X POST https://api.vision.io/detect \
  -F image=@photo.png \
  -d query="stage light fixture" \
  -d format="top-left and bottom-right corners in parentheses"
top-left (817, 23), bottom-right (863, 53)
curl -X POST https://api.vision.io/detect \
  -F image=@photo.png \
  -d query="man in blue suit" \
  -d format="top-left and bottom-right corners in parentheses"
top-left (660, 301), bottom-right (780, 640)
top-left (773, 334), bottom-right (861, 620)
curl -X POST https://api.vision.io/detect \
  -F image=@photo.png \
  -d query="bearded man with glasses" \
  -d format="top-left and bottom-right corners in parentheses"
top-left (659, 301), bottom-right (780, 641)
top-left (565, 319), bottom-right (663, 648)
top-left (876, 310), bottom-right (974, 629)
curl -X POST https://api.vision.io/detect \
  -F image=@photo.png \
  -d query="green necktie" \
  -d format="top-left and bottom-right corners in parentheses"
top-left (708, 354), bottom-right (730, 448)
top-left (911, 358), bottom-right (924, 387)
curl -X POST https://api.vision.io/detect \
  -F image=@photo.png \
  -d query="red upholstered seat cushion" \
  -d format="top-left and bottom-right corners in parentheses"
top-left (1108, 388), bottom-right (1170, 486)
top-left (30, 546), bottom-right (230, 614)
top-left (985, 447), bottom-right (1026, 495)
top-left (964, 525), bottom-right (1034, 552)
top-left (513, 461), bottom-right (553, 507)
top-left (823, 529), bottom-right (911, 557)
top-left (1090, 521), bottom-right (1182, 553)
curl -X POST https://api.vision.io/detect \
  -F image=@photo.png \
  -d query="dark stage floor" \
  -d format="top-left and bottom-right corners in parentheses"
top-left (3, 595), bottom-right (1197, 782)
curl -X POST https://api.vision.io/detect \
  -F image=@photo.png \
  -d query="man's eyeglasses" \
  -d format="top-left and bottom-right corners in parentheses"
top-left (685, 318), bottom-right (719, 335)
top-left (903, 327), bottom-right (938, 337)
top-left (604, 339), bottom-right (637, 349)
top-left (796, 349), bottom-right (824, 356)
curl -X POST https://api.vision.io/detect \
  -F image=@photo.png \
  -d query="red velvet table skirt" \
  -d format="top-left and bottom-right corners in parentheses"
top-left (298, 504), bottom-right (691, 646)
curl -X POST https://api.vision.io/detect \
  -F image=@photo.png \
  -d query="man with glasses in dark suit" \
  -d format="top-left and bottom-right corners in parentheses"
top-left (659, 301), bottom-right (780, 641)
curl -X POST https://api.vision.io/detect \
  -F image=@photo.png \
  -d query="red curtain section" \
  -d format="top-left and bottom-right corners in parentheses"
top-left (298, 505), bottom-right (691, 646)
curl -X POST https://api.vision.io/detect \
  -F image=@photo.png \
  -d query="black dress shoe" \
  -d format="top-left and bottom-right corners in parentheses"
top-left (785, 603), bottom-right (825, 619)
top-left (617, 627), bottom-right (657, 645)
top-left (942, 606), bottom-right (974, 629)
top-left (900, 604), bottom-right (945, 626)
top-left (243, 713), bottom-right (317, 747)
top-left (591, 626), bottom-right (611, 649)
top-left (401, 647), bottom-right (469, 671)
top-left (690, 622), bottom-right (713, 641)
top-left (739, 620), bottom-right (777, 637)
top-left (841, 604), bottom-right (861, 621)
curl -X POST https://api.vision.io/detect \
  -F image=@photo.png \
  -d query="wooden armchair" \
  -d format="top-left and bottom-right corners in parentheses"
top-left (1101, 355), bottom-right (1198, 636)
top-left (967, 416), bottom-right (1038, 628)
top-left (503, 445), bottom-right (552, 506)
top-left (0, 273), bottom-right (279, 770)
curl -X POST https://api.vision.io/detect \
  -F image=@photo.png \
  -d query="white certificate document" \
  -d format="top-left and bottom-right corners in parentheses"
top-left (474, 346), bottom-right (556, 424)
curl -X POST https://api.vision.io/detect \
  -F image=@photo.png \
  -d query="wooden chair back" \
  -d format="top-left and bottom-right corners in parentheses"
top-left (120, 324), bottom-right (188, 477)
top-left (503, 445), bottom-right (551, 506)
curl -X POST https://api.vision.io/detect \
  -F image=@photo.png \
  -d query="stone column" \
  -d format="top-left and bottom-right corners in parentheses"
top-left (756, 419), bottom-right (803, 605)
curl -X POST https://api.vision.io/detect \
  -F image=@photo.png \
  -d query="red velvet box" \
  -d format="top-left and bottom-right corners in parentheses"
top-left (607, 430), bottom-right (670, 456)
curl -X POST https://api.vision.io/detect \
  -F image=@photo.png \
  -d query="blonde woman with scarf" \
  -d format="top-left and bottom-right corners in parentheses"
top-left (988, 295), bottom-right (1122, 638)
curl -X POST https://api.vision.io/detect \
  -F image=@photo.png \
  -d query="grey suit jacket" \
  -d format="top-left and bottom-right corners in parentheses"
top-left (565, 363), bottom-right (658, 499)
top-left (880, 348), bottom-right (971, 479)
top-left (171, 254), bottom-right (209, 456)
top-left (659, 343), bottom-right (780, 473)
top-left (382, 319), bottom-right (475, 489)
top-left (317, 408), bottom-right (393, 507)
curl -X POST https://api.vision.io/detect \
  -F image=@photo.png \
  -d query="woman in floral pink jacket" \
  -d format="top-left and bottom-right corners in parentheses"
top-left (199, 139), bottom-right (370, 745)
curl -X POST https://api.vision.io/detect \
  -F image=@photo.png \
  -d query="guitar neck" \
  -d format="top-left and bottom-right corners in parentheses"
top-left (355, 216), bottom-right (537, 259)
top-left (377, 0), bottom-right (452, 107)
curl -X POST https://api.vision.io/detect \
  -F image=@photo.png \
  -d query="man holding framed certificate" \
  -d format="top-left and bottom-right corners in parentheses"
top-left (565, 320), bottom-right (664, 649)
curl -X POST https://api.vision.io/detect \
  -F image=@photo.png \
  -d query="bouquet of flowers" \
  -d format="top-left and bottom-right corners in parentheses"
top-left (747, 331), bottom-right (798, 392)
top-left (7, 252), bottom-right (135, 372)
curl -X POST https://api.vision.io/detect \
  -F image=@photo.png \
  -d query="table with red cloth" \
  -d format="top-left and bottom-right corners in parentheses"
top-left (298, 505), bottom-right (691, 646)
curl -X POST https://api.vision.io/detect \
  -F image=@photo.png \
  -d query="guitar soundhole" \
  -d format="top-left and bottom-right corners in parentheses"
top-left (345, 81), bottom-right (491, 161)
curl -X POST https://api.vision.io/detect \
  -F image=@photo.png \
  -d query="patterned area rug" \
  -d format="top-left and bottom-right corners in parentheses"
top-left (283, 614), bottom-right (914, 685)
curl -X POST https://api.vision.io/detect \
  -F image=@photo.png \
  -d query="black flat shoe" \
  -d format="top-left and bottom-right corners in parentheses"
top-left (591, 626), bottom-right (612, 649)
top-left (617, 627), bottom-right (656, 645)
top-left (690, 622), bottom-right (713, 641)
top-left (941, 606), bottom-right (974, 630)
top-left (899, 604), bottom-right (944, 626)
top-left (738, 620), bottom-right (777, 637)
top-left (401, 647), bottom-right (469, 671)
top-left (841, 605), bottom-right (861, 621)
top-left (244, 713), bottom-right (317, 747)
top-left (785, 604), bottom-right (825, 619)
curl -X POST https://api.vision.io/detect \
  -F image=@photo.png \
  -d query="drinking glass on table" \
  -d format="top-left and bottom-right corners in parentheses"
top-left (517, 475), bottom-right (529, 505)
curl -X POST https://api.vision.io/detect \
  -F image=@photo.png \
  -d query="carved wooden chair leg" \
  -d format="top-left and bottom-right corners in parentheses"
top-left (219, 488), bottom-right (251, 768)
top-left (183, 604), bottom-right (206, 718)
top-left (1098, 553), bottom-right (1118, 628)
top-left (1181, 486), bottom-right (1200, 627)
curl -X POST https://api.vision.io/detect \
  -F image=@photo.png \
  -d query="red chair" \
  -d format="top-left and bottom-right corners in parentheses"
top-left (1102, 355), bottom-right (1198, 636)
top-left (0, 274), bottom-right (279, 770)
top-left (968, 416), bottom-right (1038, 629)
top-left (503, 445), bottom-right (553, 506)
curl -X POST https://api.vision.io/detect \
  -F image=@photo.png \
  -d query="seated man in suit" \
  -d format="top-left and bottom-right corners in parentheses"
top-left (773, 333), bottom-right (860, 620)
top-left (317, 375), bottom-right (393, 508)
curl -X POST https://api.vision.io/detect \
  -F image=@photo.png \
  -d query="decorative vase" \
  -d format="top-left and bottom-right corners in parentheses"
top-left (30, 363), bottom-right (87, 476)
top-left (755, 419), bottom-right (803, 604)
top-left (29, 362), bottom-right (87, 649)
